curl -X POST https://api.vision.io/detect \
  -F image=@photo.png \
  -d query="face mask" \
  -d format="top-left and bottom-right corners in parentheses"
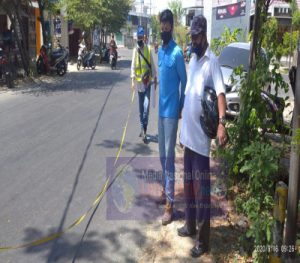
top-left (161, 31), bottom-right (172, 45)
top-left (137, 40), bottom-right (144, 47)
top-left (192, 43), bottom-right (202, 57)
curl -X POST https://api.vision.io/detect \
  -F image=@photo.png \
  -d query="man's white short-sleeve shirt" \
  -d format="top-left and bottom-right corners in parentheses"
top-left (180, 47), bottom-right (225, 157)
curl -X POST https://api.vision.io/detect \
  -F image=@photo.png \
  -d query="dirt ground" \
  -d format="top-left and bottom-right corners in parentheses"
top-left (138, 144), bottom-right (252, 263)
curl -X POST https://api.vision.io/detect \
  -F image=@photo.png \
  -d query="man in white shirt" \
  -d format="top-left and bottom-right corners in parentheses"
top-left (177, 15), bottom-right (227, 258)
top-left (131, 26), bottom-right (157, 143)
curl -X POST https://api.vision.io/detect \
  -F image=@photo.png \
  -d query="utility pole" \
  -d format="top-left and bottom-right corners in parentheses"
top-left (284, 35), bottom-right (300, 260)
top-left (140, 0), bottom-right (144, 26)
top-left (289, 0), bottom-right (295, 68)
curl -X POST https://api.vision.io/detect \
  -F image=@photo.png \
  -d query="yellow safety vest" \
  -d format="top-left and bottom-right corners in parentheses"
top-left (135, 45), bottom-right (151, 82)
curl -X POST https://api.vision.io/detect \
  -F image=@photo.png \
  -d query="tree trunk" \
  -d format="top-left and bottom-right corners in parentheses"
top-left (249, 0), bottom-right (262, 72)
top-left (7, 13), bottom-right (29, 76)
top-left (4, 1), bottom-right (30, 76)
top-left (284, 35), bottom-right (300, 260)
top-left (14, 2), bottom-right (30, 75)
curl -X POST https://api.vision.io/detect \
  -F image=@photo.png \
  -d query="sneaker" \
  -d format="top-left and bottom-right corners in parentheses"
top-left (143, 133), bottom-right (147, 143)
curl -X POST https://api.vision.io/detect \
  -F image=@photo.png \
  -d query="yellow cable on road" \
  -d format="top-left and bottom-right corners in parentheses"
top-left (0, 178), bottom-right (110, 251)
top-left (114, 90), bottom-right (135, 166)
top-left (0, 90), bottom-right (136, 251)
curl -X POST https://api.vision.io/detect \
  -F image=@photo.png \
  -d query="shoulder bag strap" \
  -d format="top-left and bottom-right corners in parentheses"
top-left (137, 47), bottom-right (151, 70)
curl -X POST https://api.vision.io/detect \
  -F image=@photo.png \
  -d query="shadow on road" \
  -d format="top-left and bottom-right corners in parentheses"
top-left (91, 59), bottom-right (131, 70)
top-left (17, 71), bottom-right (128, 97)
top-left (23, 226), bottom-right (147, 263)
top-left (12, 59), bottom-right (133, 97)
top-left (97, 139), bottom-right (156, 156)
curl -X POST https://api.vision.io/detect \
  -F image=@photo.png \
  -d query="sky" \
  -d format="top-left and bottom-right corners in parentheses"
top-left (144, 0), bottom-right (169, 14)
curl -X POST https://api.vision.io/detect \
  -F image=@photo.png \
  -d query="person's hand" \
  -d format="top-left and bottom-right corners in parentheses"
top-left (217, 124), bottom-right (227, 147)
top-left (179, 110), bottom-right (182, 119)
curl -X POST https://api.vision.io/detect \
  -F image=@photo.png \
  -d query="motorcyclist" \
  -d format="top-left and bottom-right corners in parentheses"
top-left (79, 31), bottom-right (87, 50)
top-left (109, 34), bottom-right (118, 60)
top-left (81, 31), bottom-right (86, 46)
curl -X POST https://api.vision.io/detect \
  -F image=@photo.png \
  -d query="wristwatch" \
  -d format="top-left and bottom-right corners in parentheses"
top-left (219, 116), bottom-right (226, 126)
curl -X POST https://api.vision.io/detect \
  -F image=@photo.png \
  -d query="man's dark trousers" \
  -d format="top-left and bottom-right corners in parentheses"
top-left (183, 147), bottom-right (210, 250)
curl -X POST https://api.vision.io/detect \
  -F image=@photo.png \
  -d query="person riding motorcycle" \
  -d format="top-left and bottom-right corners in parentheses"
top-left (109, 34), bottom-right (118, 60)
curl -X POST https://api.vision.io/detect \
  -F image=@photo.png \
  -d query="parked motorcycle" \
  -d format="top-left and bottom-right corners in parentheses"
top-left (99, 44), bottom-right (110, 64)
top-left (77, 43), bottom-right (96, 70)
top-left (93, 45), bottom-right (101, 62)
top-left (36, 43), bottom-right (68, 76)
top-left (0, 47), bottom-right (13, 88)
top-left (261, 90), bottom-right (286, 133)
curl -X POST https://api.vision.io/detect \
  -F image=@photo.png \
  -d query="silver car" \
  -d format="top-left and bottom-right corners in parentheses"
top-left (219, 42), bottom-right (264, 116)
top-left (219, 42), bottom-right (288, 132)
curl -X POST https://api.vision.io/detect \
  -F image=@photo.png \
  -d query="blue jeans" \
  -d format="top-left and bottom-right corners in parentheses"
top-left (138, 88), bottom-right (150, 131)
top-left (158, 117), bottom-right (178, 204)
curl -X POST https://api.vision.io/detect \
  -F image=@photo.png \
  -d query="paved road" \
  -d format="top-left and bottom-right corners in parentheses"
top-left (0, 48), bottom-right (162, 263)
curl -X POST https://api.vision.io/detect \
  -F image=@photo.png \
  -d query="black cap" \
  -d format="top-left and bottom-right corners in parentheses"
top-left (189, 15), bottom-right (207, 35)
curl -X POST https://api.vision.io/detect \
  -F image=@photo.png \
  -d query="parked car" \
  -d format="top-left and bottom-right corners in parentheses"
top-left (219, 42), bottom-right (250, 116)
top-left (219, 42), bottom-right (271, 116)
top-left (219, 42), bottom-right (286, 132)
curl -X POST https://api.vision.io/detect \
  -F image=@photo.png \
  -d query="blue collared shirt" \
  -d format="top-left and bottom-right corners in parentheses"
top-left (158, 39), bottom-right (187, 119)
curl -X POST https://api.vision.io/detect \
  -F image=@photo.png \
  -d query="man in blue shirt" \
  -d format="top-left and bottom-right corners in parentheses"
top-left (158, 9), bottom-right (187, 225)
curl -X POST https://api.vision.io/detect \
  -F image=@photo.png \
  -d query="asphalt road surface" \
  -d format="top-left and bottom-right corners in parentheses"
top-left (0, 48), bottom-right (162, 263)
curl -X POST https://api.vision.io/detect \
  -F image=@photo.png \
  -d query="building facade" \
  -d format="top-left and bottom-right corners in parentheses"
top-left (0, 2), bottom-right (41, 60)
top-left (182, 0), bottom-right (204, 26)
top-left (183, 0), bottom-right (300, 44)
top-left (182, 0), bottom-right (250, 43)
top-left (114, 1), bottom-right (151, 48)
top-left (250, 0), bottom-right (300, 41)
top-left (0, 1), bottom-right (70, 59)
